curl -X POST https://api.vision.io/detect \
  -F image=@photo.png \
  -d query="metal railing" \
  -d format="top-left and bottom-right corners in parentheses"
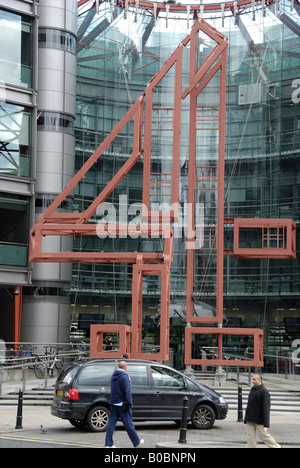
top-left (199, 346), bottom-right (300, 384)
top-left (1, 341), bottom-right (299, 397)
top-left (0, 342), bottom-right (90, 397)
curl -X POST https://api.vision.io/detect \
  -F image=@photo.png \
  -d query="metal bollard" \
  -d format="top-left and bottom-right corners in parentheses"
top-left (15, 389), bottom-right (23, 429)
top-left (237, 386), bottom-right (243, 422)
top-left (178, 396), bottom-right (189, 444)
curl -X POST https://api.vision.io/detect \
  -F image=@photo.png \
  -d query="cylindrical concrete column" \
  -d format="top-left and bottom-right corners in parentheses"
top-left (21, 296), bottom-right (71, 345)
top-left (23, 0), bottom-right (77, 344)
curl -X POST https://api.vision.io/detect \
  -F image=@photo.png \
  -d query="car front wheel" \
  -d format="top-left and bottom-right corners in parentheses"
top-left (86, 405), bottom-right (110, 432)
top-left (191, 404), bottom-right (215, 429)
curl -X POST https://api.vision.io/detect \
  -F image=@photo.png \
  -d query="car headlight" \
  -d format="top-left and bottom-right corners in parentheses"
top-left (219, 397), bottom-right (226, 404)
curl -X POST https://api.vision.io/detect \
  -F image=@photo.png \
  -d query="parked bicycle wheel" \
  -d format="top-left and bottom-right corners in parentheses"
top-left (48, 363), bottom-right (58, 378)
top-left (27, 354), bottom-right (41, 370)
top-left (34, 362), bottom-right (46, 379)
top-left (49, 357), bottom-right (64, 377)
top-left (0, 368), bottom-right (9, 383)
top-left (55, 355), bottom-right (64, 371)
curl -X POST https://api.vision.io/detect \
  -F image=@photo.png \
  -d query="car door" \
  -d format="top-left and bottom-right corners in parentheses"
top-left (126, 363), bottom-right (153, 419)
top-left (150, 365), bottom-right (187, 420)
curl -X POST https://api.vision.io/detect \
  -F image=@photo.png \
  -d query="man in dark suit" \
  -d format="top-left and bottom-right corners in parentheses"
top-left (244, 374), bottom-right (281, 448)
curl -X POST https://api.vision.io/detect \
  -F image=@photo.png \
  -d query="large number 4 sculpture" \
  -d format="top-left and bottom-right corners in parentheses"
top-left (29, 19), bottom-right (296, 367)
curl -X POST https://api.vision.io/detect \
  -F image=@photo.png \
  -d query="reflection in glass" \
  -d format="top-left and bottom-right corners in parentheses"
top-left (0, 9), bottom-right (33, 88)
top-left (0, 102), bottom-right (31, 177)
top-left (0, 195), bottom-right (29, 267)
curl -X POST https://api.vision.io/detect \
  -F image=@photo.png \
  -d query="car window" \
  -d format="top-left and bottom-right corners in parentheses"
top-left (127, 365), bottom-right (148, 386)
top-left (58, 366), bottom-right (78, 384)
top-left (186, 377), bottom-right (199, 390)
top-left (151, 366), bottom-right (185, 388)
top-left (78, 364), bottom-right (114, 386)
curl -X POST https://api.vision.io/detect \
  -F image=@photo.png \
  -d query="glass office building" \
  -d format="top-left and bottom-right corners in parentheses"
top-left (72, 0), bottom-right (300, 367)
top-left (0, 6), bottom-right (34, 257)
top-left (0, 0), bottom-right (77, 344)
top-left (0, 0), bottom-right (37, 341)
top-left (1, 0), bottom-right (299, 368)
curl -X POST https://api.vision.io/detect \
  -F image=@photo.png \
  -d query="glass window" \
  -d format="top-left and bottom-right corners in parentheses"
top-left (0, 9), bottom-right (33, 88)
top-left (78, 364), bottom-right (114, 386)
top-left (58, 366), bottom-right (78, 385)
top-left (127, 365), bottom-right (148, 386)
top-left (0, 102), bottom-right (31, 177)
top-left (186, 378), bottom-right (199, 390)
top-left (38, 28), bottom-right (76, 54)
top-left (0, 195), bottom-right (29, 267)
top-left (37, 112), bottom-right (74, 135)
top-left (151, 366), bottom-right (185, 388)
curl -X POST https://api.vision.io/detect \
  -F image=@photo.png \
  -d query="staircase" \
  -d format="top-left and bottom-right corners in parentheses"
top-left (219, 388), bottom-right (300, 413)
top-left (192, 371), bottom-right (300, 413)
top-left (0, 387), bottom-right (53, 407)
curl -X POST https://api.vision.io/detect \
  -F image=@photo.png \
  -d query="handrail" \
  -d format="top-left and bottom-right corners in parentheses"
top-left (0, 341), bottom-right (90, 369)
top-left (200, 346), bottom-right (300, 380)
top-left (0, 342), bottom-right (90, 397)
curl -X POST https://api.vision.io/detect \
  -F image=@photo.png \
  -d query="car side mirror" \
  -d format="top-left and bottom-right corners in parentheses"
top-left (178, 384), bottom-right (187, 391)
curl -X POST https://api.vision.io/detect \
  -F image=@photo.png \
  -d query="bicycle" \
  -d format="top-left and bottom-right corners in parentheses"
top-left (16, 344), bottom-right (41, 370)
top-left (74, 341), bottom-right (89, 361)
top-left (0, 347), bottom-right (26, 383)
top-left (34, 346), bottom-right (64, 379)
top-left (0, 365), bottom-right (9, 383)
top-left (0, 347), bottom-right (16, 383)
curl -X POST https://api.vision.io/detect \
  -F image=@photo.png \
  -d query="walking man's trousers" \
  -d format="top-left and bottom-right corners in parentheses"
top-left (246, 422), bottom-right (281, 448)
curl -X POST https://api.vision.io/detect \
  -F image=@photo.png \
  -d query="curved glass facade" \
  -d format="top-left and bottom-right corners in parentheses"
top-left (72, 1), bottom-right (300, 367)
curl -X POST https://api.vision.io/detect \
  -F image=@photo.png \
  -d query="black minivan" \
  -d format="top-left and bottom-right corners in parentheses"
top-left (51, 359), bottom-right (228, 432)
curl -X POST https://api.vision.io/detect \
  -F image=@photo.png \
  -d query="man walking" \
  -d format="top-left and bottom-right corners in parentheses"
top-left (244, 374), bottom-right (281, 448)
top-left (105, 361), bottom-right (144, 448)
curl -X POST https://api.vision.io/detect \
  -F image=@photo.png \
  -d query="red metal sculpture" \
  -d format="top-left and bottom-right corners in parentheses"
top-left (29, 18), bottom-right (296, 367)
